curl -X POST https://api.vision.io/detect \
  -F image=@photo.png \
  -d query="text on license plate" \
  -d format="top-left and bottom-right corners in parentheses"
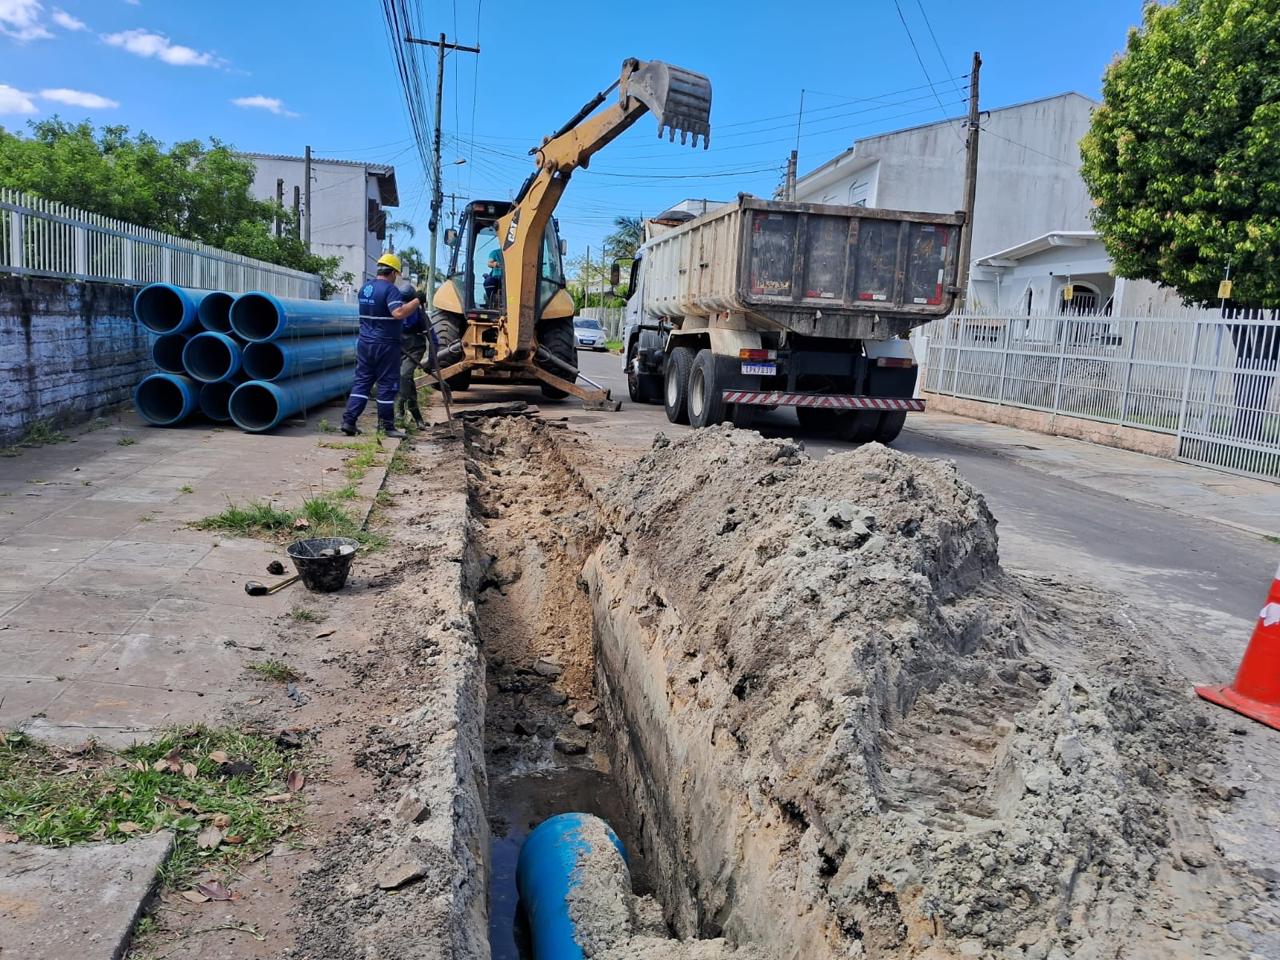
top-left (741, 362), bottom-right (776, 376)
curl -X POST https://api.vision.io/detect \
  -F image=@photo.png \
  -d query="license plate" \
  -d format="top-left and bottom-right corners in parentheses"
top-left (741, 362), bottom-right (776, 376)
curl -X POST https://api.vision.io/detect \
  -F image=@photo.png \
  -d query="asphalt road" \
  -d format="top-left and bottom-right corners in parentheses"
top-left (566, 349), bottom-right (1276, 636)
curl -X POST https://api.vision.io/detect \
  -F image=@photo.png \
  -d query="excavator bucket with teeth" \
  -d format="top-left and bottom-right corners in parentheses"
top-left (626, 60), bottom-right (713, 149)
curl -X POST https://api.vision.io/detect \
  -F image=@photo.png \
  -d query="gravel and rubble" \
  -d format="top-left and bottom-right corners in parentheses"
top-left (582, 424), bottom-right (1276, 959)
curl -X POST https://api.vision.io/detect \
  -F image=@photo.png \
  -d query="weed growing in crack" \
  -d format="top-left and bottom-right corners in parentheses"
top-left (245, 660), bottom-right (300, 683)
top-left (1, 420), bottom-right (69, 456)
top-left (117, 436), bottom-right (137, 447)
top-left (0, 727), bottom-right (305, 889)
top-left (289, 607), bottom-right (325, 624)
top-left (179, 485), bottom-right (194, 495)
top-left (194, 495), bottom-right (380, 547)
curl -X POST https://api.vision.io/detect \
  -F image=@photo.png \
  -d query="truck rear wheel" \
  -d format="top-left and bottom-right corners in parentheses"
top-left (664, 346), bottom-right (695, 424)
top-left (537, 318), bottom-right (578, 400)
top-left (688, 349), bottom-right (727, 428)
top-left (873, 411), bottom-right (907, 444)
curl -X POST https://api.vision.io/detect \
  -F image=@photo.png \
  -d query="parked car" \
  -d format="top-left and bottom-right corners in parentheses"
top-left (573, 317), bottom-right (609, 351)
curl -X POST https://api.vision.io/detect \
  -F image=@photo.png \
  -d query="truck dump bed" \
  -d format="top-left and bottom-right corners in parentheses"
top-left (643, 195), bottom-right (964, 339)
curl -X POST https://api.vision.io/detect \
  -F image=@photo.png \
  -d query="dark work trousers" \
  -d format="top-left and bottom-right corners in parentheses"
top-left (342, 338), bottom-right (400, 429)
top-left (397, 330), bottom-right (428, 424)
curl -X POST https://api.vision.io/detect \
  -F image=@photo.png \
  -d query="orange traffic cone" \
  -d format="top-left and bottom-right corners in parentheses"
top-left (1196, 564), bottom-right (1280, 730)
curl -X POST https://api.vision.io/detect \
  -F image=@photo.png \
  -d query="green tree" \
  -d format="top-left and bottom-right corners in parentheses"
top-left (0, 118), bottom-right (350, 297)
top-left (602, 215), bottom-right (644, 262)
top-left (1080, 0), bottom-right (1280, 307)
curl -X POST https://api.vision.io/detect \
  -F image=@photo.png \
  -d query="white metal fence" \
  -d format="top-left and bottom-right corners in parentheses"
top-left (579, 306), bottom-right (625, 340)
top-left (923, 308), bottom-right (1280, 482)
top-left (0, 188), bottom-right (321, 298)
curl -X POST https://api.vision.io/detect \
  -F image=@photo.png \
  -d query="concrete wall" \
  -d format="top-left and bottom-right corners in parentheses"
top-left (796, 93), bottom-right (1097, 269)
top-left (246, 156), bottom-right (382, 296)
top-left (0, 275), bottom-right (149, 444)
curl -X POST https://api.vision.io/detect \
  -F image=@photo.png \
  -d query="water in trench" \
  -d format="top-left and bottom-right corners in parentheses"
top-left (465, 418), bottom-right (654, 959)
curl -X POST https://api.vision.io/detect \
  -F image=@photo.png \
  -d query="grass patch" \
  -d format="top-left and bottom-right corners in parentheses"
top-left (245, 660), bottom-right (299, 684)
top-left (317, 418), bottom-right (335, 434)
top-left (0, 727), bottom-right (305, 889)
top-left (1, 420), bottom-right (70, 456)
top-left (117, 436), bottom-right (137, 447)
top-left (178, 485), bottom-right (194, 495)
top-left (1265, 534), bottom-right (1280, 545)
top-left (289, 607), bottom-right (325, 624)
top-left (319, 435), bottom-right (385, 482)
top-left (194, 502), bottom-right (296, 537)
top-left (605, 338), bottom-right (623, 353)
top-left (194, 494), bottom-right (384, 549)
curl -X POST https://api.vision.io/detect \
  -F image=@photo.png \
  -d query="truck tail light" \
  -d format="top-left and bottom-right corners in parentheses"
top-left (875, 357), bottom-right (916, 368)
top-left (739, 348), bottom-right (776, 361)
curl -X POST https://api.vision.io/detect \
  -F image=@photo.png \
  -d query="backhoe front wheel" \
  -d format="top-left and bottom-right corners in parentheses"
top-left (430, 312), bottom-right (471, 391)
top-left (536, 318), bottom-right (578, 400)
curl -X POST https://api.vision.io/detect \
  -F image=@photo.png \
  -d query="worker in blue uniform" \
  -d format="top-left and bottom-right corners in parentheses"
top-left (341, 252), bottom-right (421, 438)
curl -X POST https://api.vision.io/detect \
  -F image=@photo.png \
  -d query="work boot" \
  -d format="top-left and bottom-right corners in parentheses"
top-left (380, 424), bottom-right (407, 440)
top-left (412, 415), bottom-right (426, 430)
top-left (341, 421), bottom-right (362, 437)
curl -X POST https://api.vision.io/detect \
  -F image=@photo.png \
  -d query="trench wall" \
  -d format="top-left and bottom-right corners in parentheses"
top-left (0, 275), bottom-right (148, 443)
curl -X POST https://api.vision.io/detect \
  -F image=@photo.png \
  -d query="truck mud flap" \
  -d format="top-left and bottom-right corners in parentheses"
top-left (720, 391), bottom-right (925, 411)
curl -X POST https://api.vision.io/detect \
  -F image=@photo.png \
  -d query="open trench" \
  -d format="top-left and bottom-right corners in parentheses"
top-left (463, 416), bottom-right (657, 958)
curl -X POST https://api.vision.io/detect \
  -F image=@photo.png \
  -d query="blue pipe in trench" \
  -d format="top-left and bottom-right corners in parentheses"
top-left (134, 373), bottom-right (200, 426)
top-left (241, 336), bottom-right (358, 381)
top-left (515, 813), bottom-right (630, 960)
top-left (228, 367), bottom-right (354, 433)
top-left (133, 283), bottom-right (210, 335)
top-left (229, 292), bottom-right (359, 343)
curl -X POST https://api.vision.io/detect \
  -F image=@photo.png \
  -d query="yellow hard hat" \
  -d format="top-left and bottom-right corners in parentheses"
top-left (377, 252), bottom-right (403, 273)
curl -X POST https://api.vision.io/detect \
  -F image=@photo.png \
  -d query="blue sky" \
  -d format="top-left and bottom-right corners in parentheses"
top-left (1, 0), bottom-right (1144, 269)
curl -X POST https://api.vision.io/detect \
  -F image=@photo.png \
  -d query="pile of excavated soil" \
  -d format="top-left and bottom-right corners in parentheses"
top-left (584, 426), bottom-right (1270, 959)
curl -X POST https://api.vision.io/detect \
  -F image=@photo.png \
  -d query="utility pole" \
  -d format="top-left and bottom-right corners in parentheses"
top-left (955, 52), bottom-right (982, 308)
top-left (785, 150), bottom-right (798, 200)
top-left (584, 245), bottom-right (591, 309)
top-left (405, 32), bottom-right (480, 297)
top-left (274, 178), bottom-right (284, 238)
top-left (303, 145), bottom-right (313, 252)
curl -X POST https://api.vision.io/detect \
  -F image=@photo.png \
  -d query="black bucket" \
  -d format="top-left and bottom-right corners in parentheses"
top-left (287, 537), bottom-right (359, 592)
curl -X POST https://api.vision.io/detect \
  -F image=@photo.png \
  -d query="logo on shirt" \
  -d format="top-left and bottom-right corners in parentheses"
top-left (361, 284), bottom-right (374, 298)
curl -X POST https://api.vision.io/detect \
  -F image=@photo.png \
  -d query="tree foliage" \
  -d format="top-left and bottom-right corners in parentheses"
top-left (1080, 0), bottom-right (1280, 307)
top-left (0, 118), bottom-right (351, 296)
top-left (602, 215), bottom-right (644, 262)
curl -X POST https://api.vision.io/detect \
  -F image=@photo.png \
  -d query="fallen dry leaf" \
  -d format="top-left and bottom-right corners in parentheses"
top-left (182, 762), bottom-right (198, 781)
top-left (286, 770), bottom-right (305, 793)
top-left (151, 758), bottom-right (169, 772)
top-left (117, 821), bottom-right (140, 834)
top-left (211, 813), bottom-right (231, 829)
top-left (196, 826), bottom-right (223, 850)
top-left (313, 629), bottom-right (336, 640)
top-left (0, 831), bottom-right (19, 843)
top-left (164, 745), bottom-right (183, 772)
top-left (208, 750), bottom-right (229, 764)
top-left (261, 793), bottom-right (292, 803)
top-left (223, 834), bottom-right (244, 845)
top-left (292, 517), bottom-right (310, 530)
top-left (180, 889), bottom-right (209, 904)
top-left (195, 880), bottom-right (233, 901)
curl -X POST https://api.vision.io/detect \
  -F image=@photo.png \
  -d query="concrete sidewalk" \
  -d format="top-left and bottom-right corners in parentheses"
top-left (903, 412), bottom-right (1279, 541)
top-left (0, 404), bottom-right (392, 749)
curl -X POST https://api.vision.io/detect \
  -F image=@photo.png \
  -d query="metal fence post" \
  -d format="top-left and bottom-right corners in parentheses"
top-left (1051, 318), bottom-right (1067, 416)
top-left (9, 209), bottom-right (22, 270)
top-left (1174, 321), bottom-right (1203, 443)
top-left (1118, 318), bottom-right (1139, 424)
top-left (996, 321), bottom-right (1008, 405)
top-left (74, 223), bottom-right (88, 278)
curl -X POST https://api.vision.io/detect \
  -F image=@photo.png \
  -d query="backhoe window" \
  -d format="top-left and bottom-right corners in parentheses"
top-left (541, 228), bottom-right (565, 285)
top-left (473, 226), bottom-right (503, 310)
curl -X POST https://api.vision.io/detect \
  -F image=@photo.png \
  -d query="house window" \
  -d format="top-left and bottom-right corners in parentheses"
top-left (1060, 282), bottom-right (1100, 315)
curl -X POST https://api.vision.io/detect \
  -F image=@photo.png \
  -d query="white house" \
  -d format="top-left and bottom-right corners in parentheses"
top-left (795, 92), bottom-right (1097, 286)
top-left (241, 153), bottom-right (399, 295)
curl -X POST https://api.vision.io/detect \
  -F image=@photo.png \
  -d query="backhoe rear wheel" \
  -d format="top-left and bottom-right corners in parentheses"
top-left (536, 318), bottom-right (578, 401)
top-left (663, 345), bottom-right (695, 424)
top-left (430, 312), bottom-right (471, 391)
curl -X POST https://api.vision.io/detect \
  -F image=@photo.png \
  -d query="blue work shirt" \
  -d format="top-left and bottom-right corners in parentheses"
top-left (357, 277), bottom-right (407, 343)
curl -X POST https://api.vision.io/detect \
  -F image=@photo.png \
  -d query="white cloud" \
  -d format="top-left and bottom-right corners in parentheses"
top-left (102, 28), bottom-right (218, 67)
top-left (40, 87), bottom-right (118, 109)
top-left (0, 0), bottom-right (52, 42)
top-left (50, 7), bottom-right (84, 30)
top-left (0, 83), bottom-right (38, 113)
top-left (231, 94), bottom-right (298, 118)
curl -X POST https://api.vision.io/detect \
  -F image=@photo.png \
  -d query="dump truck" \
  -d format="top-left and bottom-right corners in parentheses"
top-left (620, 195), bottom-right (965, 443)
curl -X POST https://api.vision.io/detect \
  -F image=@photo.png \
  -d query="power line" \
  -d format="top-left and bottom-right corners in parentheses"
top-left (915, 0), bottom-right (966, 100)
top-left (891, 0), bottom-right (957, 133)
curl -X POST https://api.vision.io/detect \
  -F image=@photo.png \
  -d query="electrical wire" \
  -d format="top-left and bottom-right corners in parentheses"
top-left (891, 0), bottom-right (958, 133)
top-left (914, 0), bottom-right (966, 100)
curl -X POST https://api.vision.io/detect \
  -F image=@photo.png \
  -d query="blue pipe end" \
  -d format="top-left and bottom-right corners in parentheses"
top-left (182, 331), bottom-right (243, 383)
top-left (228, 379), bottom-right (289, 433)
top-left (134, 283), bottom-right (202, 335)
top-left (198, 290), bottom-right (236, 333)
top-left (516, 813), bottom-right (630, 960)
top-left (134, 373), bottom-right (199, 426)
top-left (230, 291), bottom-right (285, 343)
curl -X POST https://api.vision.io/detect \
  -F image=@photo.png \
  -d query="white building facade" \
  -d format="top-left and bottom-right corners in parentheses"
top-left (795, 92), bottom-right (1097, 287)
top-left (242, 153), bottom-right (399, 296)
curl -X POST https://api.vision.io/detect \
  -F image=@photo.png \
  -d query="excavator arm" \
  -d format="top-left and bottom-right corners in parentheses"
top-left (485, 59), bottom-right (712, 395)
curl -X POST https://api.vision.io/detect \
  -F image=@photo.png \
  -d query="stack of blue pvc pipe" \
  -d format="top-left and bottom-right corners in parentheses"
top-left (131, 283), bottom-right (359, 433)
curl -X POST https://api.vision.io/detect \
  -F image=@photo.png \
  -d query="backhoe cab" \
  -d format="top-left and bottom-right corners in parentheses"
top-left (429, 58), bottom-right (712, 409)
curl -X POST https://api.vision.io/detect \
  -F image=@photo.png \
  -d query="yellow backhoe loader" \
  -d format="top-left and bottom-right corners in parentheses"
top-left (430, 58), bottom-right (712, 409)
